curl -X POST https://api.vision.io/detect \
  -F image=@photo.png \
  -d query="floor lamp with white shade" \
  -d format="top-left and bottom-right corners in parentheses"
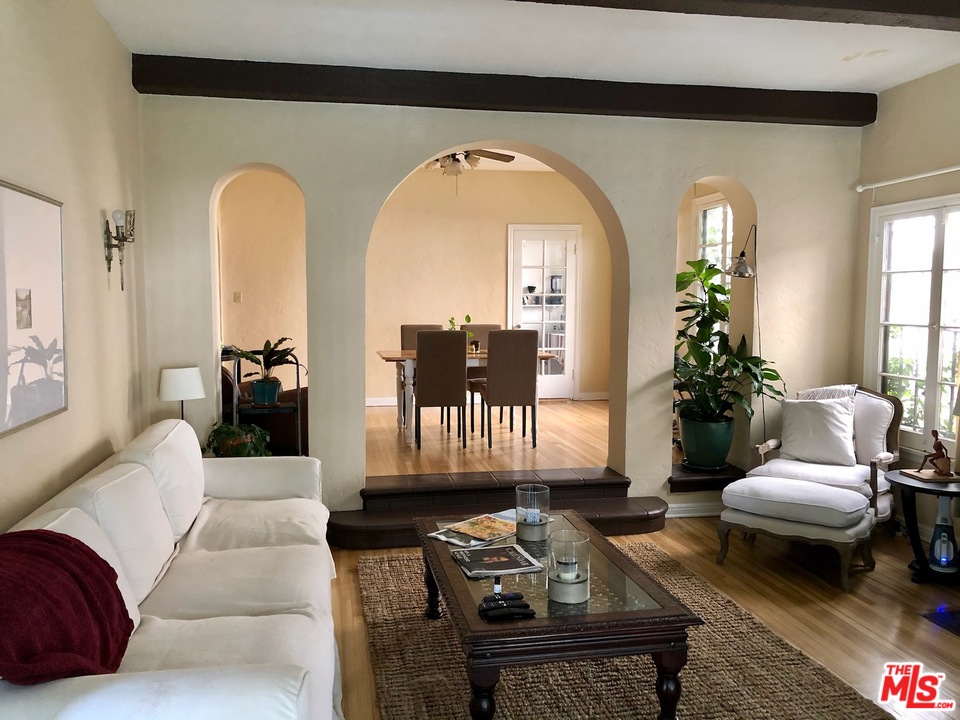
top-left (159, 367), bottom-right (205, 420)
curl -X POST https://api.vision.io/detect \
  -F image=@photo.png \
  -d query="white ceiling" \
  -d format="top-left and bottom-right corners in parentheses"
top-left (92, 0), bottom-right (960, 94)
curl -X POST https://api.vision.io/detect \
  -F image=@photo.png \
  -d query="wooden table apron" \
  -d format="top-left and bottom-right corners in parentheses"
top-left (377, 349), bottom-right (554, 447)
top-left (414, 511), bottom-right (703, 720)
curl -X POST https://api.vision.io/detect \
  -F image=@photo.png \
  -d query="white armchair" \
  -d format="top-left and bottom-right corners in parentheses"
top-left (717, 385), bottom-right (903, 590)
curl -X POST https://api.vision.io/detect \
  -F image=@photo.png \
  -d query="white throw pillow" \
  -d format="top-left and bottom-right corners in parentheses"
top-left (853, 391), bottom-right (895, 465)
top-left (779, 397), bottom-right (856, 466)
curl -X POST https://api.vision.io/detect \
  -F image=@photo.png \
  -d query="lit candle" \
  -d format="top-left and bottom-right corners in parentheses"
top-left (557, 557), bottom-right (578, 582)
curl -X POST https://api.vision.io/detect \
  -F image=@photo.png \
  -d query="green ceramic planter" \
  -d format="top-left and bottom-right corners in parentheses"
top-left (251, 379), bottom-right (281, 406)
top-left (678, 417), bottom-right (734, 470)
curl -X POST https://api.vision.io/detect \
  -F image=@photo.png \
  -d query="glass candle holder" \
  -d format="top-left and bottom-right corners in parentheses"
top-left (547, 529), bottom-right (590, 603)
top-left (516, 483), bottom-right (550, 541)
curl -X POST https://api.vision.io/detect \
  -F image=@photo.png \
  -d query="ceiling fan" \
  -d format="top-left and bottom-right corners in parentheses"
top-left (426, 149), bottom-right (515, 176)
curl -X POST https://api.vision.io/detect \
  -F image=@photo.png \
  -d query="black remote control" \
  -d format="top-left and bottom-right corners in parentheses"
top-left (482, 592), bottom-right (524, 603)
top-left (480, 607), bottom-right (536, 622)
top-left (478, 599), bottom-right (529, 612)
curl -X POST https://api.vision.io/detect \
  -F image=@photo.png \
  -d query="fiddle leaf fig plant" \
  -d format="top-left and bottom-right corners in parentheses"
top-left (674, 259), bottom-right (784, 422)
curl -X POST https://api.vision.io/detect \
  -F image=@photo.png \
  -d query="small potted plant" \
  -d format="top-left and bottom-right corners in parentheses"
top-left (234, 337), bottom-right (303, 406)
top-left (203, 423), bottom-right (271, 457)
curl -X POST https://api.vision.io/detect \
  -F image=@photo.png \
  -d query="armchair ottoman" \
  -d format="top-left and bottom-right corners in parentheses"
top-left (717, 476), bottom-right (876, 590)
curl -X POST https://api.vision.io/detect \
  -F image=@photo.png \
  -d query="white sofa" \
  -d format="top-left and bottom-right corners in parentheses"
top-left (0, 419), bottom-right (342, 720)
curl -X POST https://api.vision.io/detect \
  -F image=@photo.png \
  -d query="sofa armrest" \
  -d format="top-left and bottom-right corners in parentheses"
top-left (202, 457), bottom-right (321, 501)
top-left (0, 665), bottom-right (309, 720)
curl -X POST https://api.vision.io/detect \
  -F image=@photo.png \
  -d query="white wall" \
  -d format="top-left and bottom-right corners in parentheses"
top-left (0, 0), bottom-right (142, 530)
top-left (139, 96), bottom-right (862, 511)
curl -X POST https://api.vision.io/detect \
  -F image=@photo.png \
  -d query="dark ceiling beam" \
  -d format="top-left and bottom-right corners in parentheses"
top-left (132, 55), bottom-right (876, 127)
top-left (513, 0), bottom-right (960, 32)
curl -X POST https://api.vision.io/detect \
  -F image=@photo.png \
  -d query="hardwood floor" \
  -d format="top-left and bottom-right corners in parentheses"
top-left (365, 399), bottom-right (610, 476)
top-left (333, 521), bottom-right (960, 720)
top-left (348, 400), bottom-right (960, 719)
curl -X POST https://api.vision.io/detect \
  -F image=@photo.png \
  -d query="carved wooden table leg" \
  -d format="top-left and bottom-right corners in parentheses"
top-left (423, 554), bottom-right (442, 619)
top-left (467, 666), bottom-right (500, 720)
top-left (653, 648), bottom-right (687, 720)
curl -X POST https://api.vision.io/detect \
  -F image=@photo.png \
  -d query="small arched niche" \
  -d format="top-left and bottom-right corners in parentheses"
top-left (676, 176), bottom-right (760, 467)
top-left (213, 164), bottom-right (308, 395)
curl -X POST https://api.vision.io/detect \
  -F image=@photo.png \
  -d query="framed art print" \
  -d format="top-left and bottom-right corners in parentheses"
top-left (0, 179), bottom-right (65, 436)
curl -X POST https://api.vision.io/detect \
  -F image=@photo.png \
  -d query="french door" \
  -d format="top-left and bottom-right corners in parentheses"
top-left (508, 225), bottom-right (580, 399)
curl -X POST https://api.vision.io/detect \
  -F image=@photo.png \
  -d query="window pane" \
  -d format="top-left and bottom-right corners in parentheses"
top-left (521, 239), bottom-right (543, 266)
top-left (884, 215), bottom-right (934, 271)
top-left (944, 210), bottom-right (960, 270)
top-left (939, 328), bottom-right (960, 383)
top-left (701, 207), bottom-right (724, 246)
top-left (937, 383), bottom-right (958, 441)
top-left (883, 376), bottom-right (925, 432)
top-left (882, 325), bottom-right (927, 379)
top-left (702, 244), bottom-right (724, 268)
top-left (942, 271), bottom-right (960, 327)
top-left (882, 272), bottom-right (930, 324)
top-left (544, 240), bottom-right (565, 267)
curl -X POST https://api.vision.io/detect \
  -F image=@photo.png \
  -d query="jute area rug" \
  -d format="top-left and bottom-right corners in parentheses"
top-left (358, 543), bottom-right (894, 720)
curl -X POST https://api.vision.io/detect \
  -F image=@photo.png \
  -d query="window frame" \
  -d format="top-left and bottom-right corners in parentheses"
top-left (692, 193), bottom-right (734, 282)
top-left (864, 192), bottom-right (960, 454)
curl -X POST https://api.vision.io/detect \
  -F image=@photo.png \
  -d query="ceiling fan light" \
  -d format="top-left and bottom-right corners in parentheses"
top-left (442, 156), bottom-right (462, 176)
top-left (464, 153), bottom-right (480, 169)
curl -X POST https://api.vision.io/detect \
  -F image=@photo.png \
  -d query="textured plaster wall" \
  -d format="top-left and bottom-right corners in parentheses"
top-left (139, 96), bottom-right (862, 512)
top-left (0, 0), bottom-right (142, 530)
top-left (365, 168), bottom-right (611, 400)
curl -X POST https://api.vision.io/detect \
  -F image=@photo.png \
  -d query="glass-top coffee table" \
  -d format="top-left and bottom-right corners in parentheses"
top-left (414, 510), bottom-right (703, 720)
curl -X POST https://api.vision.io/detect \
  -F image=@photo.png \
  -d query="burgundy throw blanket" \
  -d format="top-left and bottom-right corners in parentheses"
top-left (0, 529), bottom-right (133, 685)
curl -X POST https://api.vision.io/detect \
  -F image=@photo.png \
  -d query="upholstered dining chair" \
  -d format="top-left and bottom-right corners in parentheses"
top-left (468, 329), bottom-right (539, 449)
top-left (461, 323), bottom-right (502, 431)
top-left (399, 324), bottom-right (442, 424)
top-left (716, 384), bottom-right (903, 590)
top-left (414, 330), bottom-right (468, 450)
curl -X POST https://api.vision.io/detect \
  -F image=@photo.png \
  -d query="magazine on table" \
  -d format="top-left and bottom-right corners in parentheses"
top-left (451, 543), bottom-right (543, 578)
top-left (428, 510), bottom-right (516, 548)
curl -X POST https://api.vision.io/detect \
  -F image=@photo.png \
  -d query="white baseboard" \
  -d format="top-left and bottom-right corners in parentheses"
top-left (366, 397), bottom-right (398, 407)
top-left (665, 501), bottom-right (724, 518)
top-left (576, 392), bottom-right (610, 401)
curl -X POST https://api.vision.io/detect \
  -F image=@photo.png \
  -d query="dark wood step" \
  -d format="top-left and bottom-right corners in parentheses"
top-left (360, 467), bottom-right (630, 511)
top-left (667, 462), bottom-right (745, 493)
top-left (330, 466), bottom-right (665, 549)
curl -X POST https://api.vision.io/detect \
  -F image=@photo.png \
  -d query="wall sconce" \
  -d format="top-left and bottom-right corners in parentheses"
top-left (104, 209), bottom-right (135, 290)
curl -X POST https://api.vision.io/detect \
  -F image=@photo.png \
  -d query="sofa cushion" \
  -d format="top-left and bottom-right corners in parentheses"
top-left (179, 498), bottom-right (330, 553)
top-left (38, 464), bottom-right (176, 604)
top-left (121, 613), bottom-right (336, 720)
top-left (117, 419), bottom-right (204, 542)
top-left (779, 397), bottom-right (856, 466)
top-left (139, 545), bottom-right (334, 620)
top-left (747, 458), bottom-right (891, 497)
top-left (723, 476), bottom-right (869, 528)
top-left (853, 391), bottom-right (895, 465)
top-left (16, 508), bottom-right (141, 632)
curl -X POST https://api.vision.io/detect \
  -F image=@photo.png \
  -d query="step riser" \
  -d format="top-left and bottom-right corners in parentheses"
top-left (363, 483), bottom-right (628, 511)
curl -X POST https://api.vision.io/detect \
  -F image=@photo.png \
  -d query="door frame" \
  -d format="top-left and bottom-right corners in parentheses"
top-left (507, 223), bottom-right (583, 400)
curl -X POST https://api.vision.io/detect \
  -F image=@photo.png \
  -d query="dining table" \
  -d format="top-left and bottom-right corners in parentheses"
top-left (377, 348), bottom-right (556, 446)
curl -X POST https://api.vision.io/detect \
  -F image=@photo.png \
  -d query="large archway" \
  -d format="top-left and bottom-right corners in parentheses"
top-left (364, 141), bottom-right (629, 474)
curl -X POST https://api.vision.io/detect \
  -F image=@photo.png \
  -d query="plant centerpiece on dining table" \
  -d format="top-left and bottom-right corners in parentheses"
top-left (674, 259), bottom-right (785, 469)
top-left (234, 337), bottom-right (303, 406)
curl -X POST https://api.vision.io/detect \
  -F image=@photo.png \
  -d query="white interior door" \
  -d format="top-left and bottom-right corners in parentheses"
top-left (508, 224), bottom-right (580, 399)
